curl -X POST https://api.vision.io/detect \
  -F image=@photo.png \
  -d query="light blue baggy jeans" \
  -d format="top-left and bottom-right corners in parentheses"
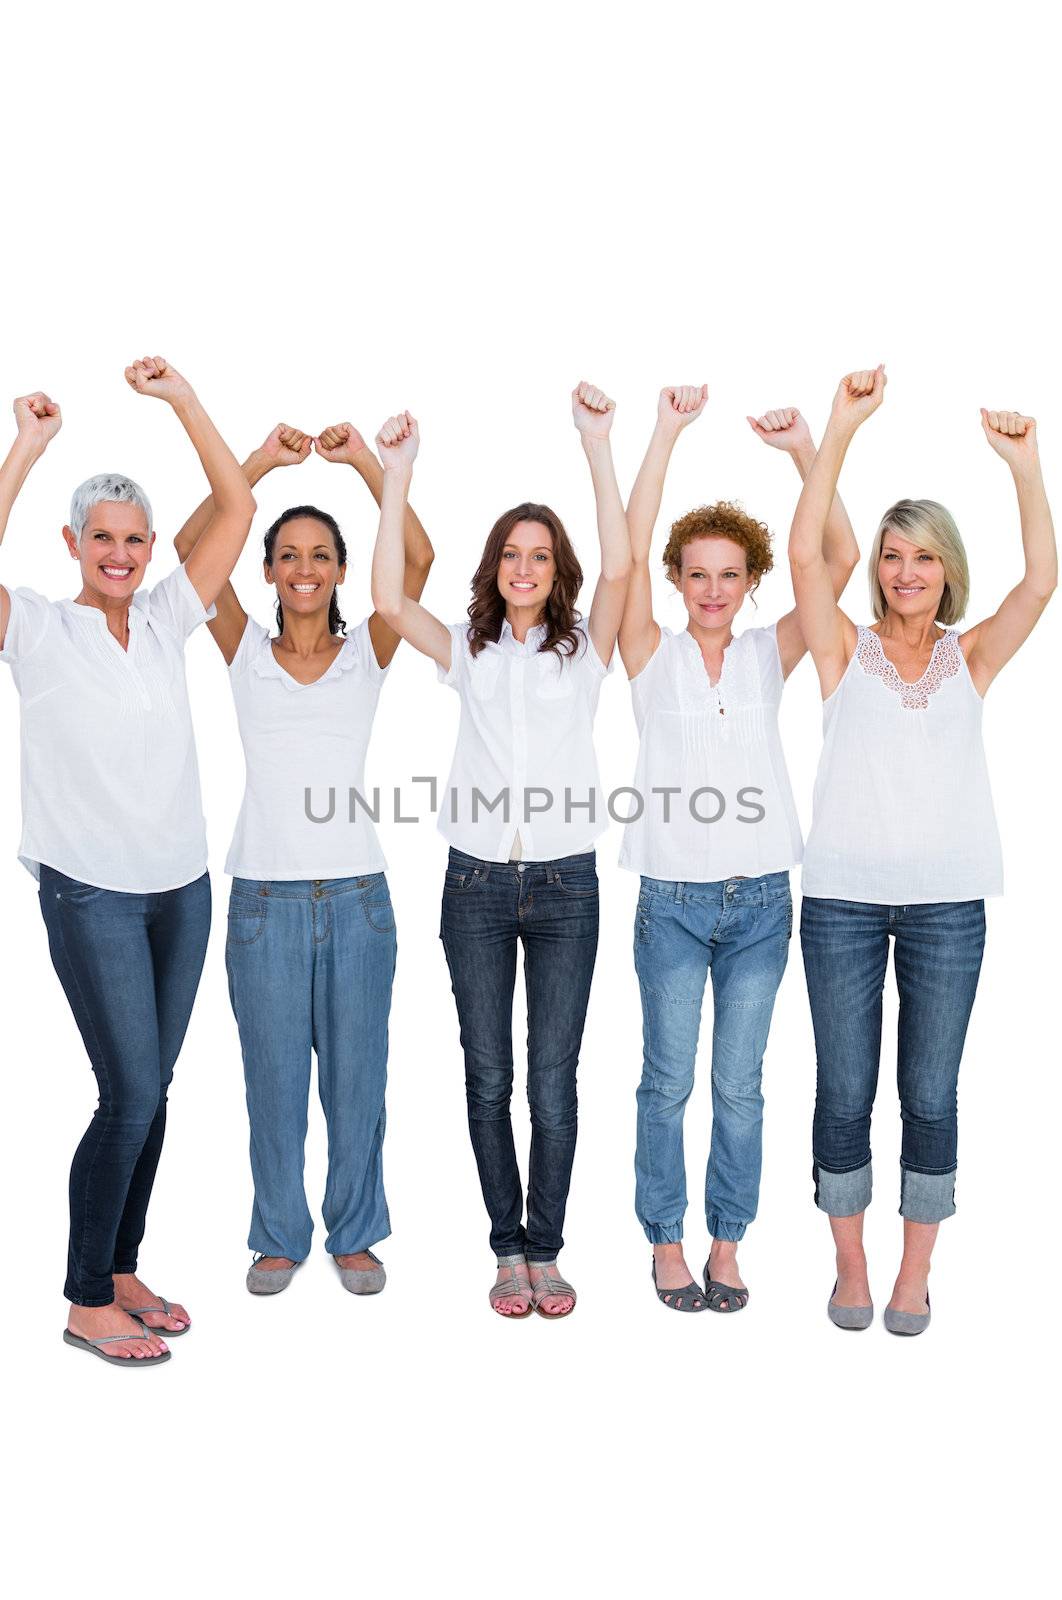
top-left (225, 875), bottom-right (397, 1261)
top-left (634, 873), bottom-right (792, 1244)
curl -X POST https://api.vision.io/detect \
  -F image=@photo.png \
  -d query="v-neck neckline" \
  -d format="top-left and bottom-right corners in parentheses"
top-left (682, 626), bottom-right (735, 690)
top-left (268, 636), bottom-right (347, 689)
top-left (867, 626), bottom-right (946, 688)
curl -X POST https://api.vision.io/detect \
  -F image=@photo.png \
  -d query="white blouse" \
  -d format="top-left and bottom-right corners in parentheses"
top-left (0, 564), bottom-right (214, 892)
top-left (225, 616), bottom-right (389, 880)
top-left (618, 625), bottom-right (804, 883)
top-left (801, 625), bottom-right (1003, 904)
top-left (436, 617), bottom-right (611, 862)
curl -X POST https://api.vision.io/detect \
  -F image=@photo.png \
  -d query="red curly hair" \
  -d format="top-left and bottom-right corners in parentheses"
top-left (662, 501), bottom-right (774, 596)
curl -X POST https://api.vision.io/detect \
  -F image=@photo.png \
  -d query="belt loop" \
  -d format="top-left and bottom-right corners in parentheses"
top-left (761, 881), bottom-right (769, 908)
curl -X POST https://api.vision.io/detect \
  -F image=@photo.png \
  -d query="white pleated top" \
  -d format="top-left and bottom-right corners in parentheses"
top-left (801, 625), bottom-right (1003, 904)
top-left (0, 564), bottom-right (214, 892)
top-left (225, 615), bottom-right (389, 880)
top-left (618, 625), bottom-right (804, 882)
top-left (436, 617), bottom-right (611, 862)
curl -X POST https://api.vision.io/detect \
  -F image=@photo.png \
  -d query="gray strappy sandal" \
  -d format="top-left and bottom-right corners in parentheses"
top-left (125, 1297), bottom-right (190, 1336)
top-left (489, 1254), bottom-right (534, 1319)
top-left (528, 1260), bottom-right (577, 1319)
top-left (702, 1259), bottom-right (749, 1313)
top-left (63, 1328), bottom-right (171, 1366)
top-left (652, 1259), bottom-right (709, 1312)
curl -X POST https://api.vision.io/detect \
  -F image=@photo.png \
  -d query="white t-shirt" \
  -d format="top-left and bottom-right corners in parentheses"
top-left (801, 625), bottom-right (1004, 904)
top-left (0, 563), bottom-right (214, 892)
top-left (225, 615), bottom-right (390, 880)
top-left (436, 617), bottom-right (611, 862)
top-left (618, 624), bottom-right (804, 882)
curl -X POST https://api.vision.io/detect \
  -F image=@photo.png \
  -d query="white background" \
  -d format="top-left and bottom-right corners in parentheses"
top-left (2, 2), bottom-right (1058, 1593)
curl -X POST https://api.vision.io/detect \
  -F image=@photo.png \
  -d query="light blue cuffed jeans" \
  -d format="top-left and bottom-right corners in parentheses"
top-left (225, 875), bottom-right (397, 1261)
top-left (634, 873), bottom-right (792, 1244)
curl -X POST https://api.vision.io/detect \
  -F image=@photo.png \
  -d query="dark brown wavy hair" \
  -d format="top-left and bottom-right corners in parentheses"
top-left (466, 502), bottom-right (584, 659)
top-left (662, 501), bottom-right (774, 598)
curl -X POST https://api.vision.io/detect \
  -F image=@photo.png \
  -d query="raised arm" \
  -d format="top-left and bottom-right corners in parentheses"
top-left (960, 410), bottom-right (1056, 694)
top-left (618, 384), bottom-right (707, 678)
top-left (124, 356), bottom-right (256, 611)
top-left (789, 367), bottom-right (886, 698)
top-left (370, 412), bottom-right (452, 671)
top-left (571, 381), bottom-right (631, 668)
top-left (174, 423), bottom-right (311, 664)
top-left (749, 406), bottom-right (860, 677)
top-left (316, 421), bottom-right (435, 669)
top-left (0, 392), bottom-right (62, 651)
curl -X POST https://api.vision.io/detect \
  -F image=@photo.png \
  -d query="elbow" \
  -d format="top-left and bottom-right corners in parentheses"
top-left (372, 588), bottom-right (403, 626)
top-left (602, 557), bottom-right (633, 586)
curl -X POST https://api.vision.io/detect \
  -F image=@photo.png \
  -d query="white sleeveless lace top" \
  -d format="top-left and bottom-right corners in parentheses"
top-left (801, 625), bottom-right (1003, 904)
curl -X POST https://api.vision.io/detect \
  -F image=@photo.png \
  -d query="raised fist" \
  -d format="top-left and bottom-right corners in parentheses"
top-left (123, 356), bottom-right (194, 406)
top-left (747, 407), bottom-right (812, 454)
top-left (13, 391), bottom-right (62, 453)
top-left (315, 422), bottom-right (369, 465)
top-left (829, 366), bottom-right (886, 431)
top-left (659, 385), bottom-right (708, 433)
top-left (259, 424), bottom-right (312, 468)
top-left (376, 411), bottom-right (419, 472)
top-left (572, 381), bottom-right (616, 439)
top-left (981, 409), bottom-right (1038, 470)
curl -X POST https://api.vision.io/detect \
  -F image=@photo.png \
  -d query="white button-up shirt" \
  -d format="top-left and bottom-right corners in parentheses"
top-left (0, 563), bottom-right (214, 892)
top-left (437, 617), bottom-right (611, 862)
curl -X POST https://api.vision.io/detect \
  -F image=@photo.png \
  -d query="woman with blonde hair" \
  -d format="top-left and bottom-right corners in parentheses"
top-left (790, 367), bottom-right (1056, 1333)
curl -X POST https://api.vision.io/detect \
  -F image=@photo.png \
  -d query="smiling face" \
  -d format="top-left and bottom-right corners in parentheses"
top-left (877, 529), bottom-right (946, 619)
top-left (265, 516), bottom-right (346, 622)
top-left (496, 519), bottom-right (556, 617)
top-left (672, 536), bottom-right (755, 634)
top-left (63, 500), bottom-right (155, 602)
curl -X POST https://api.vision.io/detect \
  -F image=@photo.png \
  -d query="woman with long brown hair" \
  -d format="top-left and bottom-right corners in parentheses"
top-left (370, 384), bottom-right (630, 1318)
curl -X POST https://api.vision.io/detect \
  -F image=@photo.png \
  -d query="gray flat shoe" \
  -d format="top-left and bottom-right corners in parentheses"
top-left (125, 1297), bottom-right (190, 1336)
top-left (246, 1256), bottom-right (302, 1296)
top-left (884, 1290), bottom-right (931, 1336)
top-left (63, 1328), bottom-right (171, 1366)
top-left (828, 1280), bottom-right (874, 1331)
top-left (332, 1250), bottom-right (386, 1295)
top-left (652, 1259), bottom-right (708, 1312)
top-left (702, 1259), bottom-right (749, 1313)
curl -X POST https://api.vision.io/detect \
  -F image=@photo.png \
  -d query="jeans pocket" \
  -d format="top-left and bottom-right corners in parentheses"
top-left (443, 866), bottom-right (483, 895)
top-left (227, 897), bottom-right (268, 947)
top-left (553, 871), bottom-right (598, 898)
top-left (361, 887), bottom-right (396, 934)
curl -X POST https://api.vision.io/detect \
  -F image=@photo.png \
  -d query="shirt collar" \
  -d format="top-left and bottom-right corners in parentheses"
top-left (499, 617), bottom-right (548, 651)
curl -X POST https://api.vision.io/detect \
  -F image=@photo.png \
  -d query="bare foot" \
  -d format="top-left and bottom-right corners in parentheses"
top-left (652, 1242), bottom-right (698, 1290)
top-left (706, 1241), bottom-right (747, 1311)
top-left (68, 1302), bottom-right (169, 1360)
top-left (832, 1249), bottom-right (872, 1309)
top-left (491, 1260), bottom-right (532, 1317)
top-left (528, 1261), bottom-right (575, 1317)
top-left (334, 1252), bottom-right (379, 1271)
top-left (113, 1272), bottom-right (189, 1332)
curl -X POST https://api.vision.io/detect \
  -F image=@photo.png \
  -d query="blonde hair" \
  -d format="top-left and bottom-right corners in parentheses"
top-left (869, 499), bottom-right (969, 625)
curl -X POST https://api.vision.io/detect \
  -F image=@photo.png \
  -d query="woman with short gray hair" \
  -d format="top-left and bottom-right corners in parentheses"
top-left (0, 357), bottom-right (255, 1366)
top-left (790, 367), bottom-right (1056, 1334)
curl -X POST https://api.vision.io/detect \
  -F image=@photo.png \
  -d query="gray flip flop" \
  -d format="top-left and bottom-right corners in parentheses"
top-left (332, 1250), bottom-right (386, 1295)
top-left (246, 1256), bottom-right (303, 1296)
top-left (126, 1297), bottom-right (190, 1336)
top-left (652, 1259), bottom-right (709, 1312)
top-left (63, 1328), bottom-right (171, 1366)
top-left (884, 1289), bottom-right (931, 1336)
top-left (702, 1260), bottom-right (749, 1313)
top-left (828, 1280), bottom-right (874, 1330)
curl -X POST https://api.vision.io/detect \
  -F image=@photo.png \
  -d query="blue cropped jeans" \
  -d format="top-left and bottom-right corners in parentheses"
top-left (633, 872), bottom-right (792, 1245)
top-left (225, 875), bottom-right (397, 1262)
top-left (800, 896), bottom-right (986, 1224)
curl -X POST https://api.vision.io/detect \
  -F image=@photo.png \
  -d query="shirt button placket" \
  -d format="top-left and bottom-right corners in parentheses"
top-left (510, 655), bottom-right (529, 858)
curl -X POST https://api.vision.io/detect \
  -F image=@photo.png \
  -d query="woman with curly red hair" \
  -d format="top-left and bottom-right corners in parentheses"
top-left (619, 386), bottom-right (858, 1313)
top-left (370, 384), bottom-right (630, 1319)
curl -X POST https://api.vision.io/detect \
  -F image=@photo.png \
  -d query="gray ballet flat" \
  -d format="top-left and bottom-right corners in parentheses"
top-left (333, 1250), bottom-right (386, 1295)
top-left (246, 1256), bottom-right (302, 1296)
top-left (63, 1328), bottom-right (171, 1366)
top-left (828, 1281), bottom-right (874, 1331)
top-left (652, 1259), bottom-right (709, 1312)
top-left (884, 1291), bottom-right (931, 1336)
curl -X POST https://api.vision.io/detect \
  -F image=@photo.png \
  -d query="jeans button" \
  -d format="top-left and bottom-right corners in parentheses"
top-left (517, 863), bottom-right (525, 873)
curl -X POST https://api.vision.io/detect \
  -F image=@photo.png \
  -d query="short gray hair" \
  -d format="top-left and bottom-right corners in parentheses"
top-left (69, 474), bottom-right (153, 545)
top-left (869, 498), bottom-right (970, 625)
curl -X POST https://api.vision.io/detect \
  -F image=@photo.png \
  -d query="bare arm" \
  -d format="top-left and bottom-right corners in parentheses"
top-left (749, 406), bottom-right (860, 677)
top-left (125, 356), bottom-right (256, 612)
top-left (619, 385), bottom-right (707, 679)
top-left (370, 413), bottom-right (452, 671)
top-left (315, 421), bottom-right (435, 669)
top-left (0, 392), bottom-right (62, 651)
top-left (960, 410), bottom-right (1057, 694)
top-left (789, 368), bottom-right (886, 698)
top-left (173, 424), bottom-right (313, 664)
top-left (570, 382), bottom-right (631, 667)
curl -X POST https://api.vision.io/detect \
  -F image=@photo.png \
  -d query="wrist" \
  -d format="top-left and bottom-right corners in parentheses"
top-left (1011, 456), bottom-right (1043, 487)
top-left (243, 451), bottom-right (272, 485)
top-left (349, 445), bottom-right (376, 474)
top-left (382, 463), bottom-right (413, 487)
top-left (170, 390), bottom-right (203, 422)
top-left (581, 433), bottom-right (613, 458)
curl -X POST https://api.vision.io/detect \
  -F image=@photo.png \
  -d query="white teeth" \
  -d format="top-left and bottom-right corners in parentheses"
top-left (102, 566), bottom-right (132, 577)
top-left (292, 585), bottom-right (319, 593)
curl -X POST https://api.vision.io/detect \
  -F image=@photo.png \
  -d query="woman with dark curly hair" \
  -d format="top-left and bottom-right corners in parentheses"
top-left (619, 386), bottom-right (859, 1313)
top-left (370, 385), bottom-right (631, 1318)
top-left (174, 420), bottom-right (433, 1298)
